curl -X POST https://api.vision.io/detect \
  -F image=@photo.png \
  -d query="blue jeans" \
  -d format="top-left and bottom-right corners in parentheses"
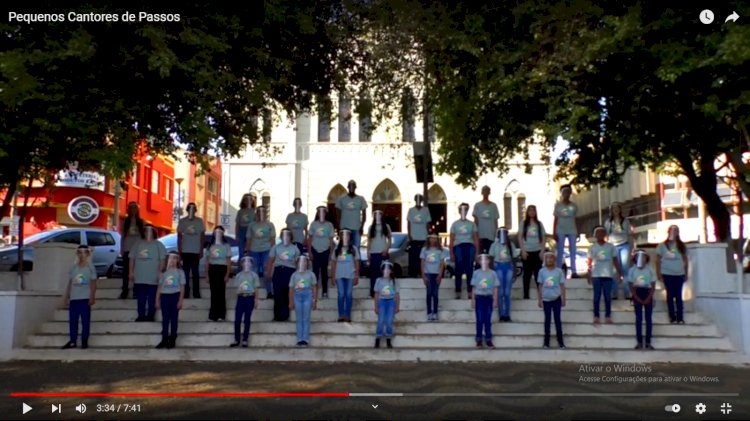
top-left (663, 274), bottom-right (685, 322)
top-left (633, 287), bottom-right (653, 345)
top-left (453, 243), bottom-right (476, 293)
top-left (250, 250), bottom-right (271, 293)
top-left (592, 277), bottom-right (614, 318)
top-left (336, 278), bottom-right (354, 319)
top-left (134, 283), bottom-right (157, 318)
top-left (68, 299), bottom-right (90, 343)
top-left (474, 295), bottom-right (493, 342)
top-left (369, 253), bottom-right (384, 296)
top-left (543, 297), bottom-right (564, 347)
top-left (376, 298), bottom-right (396, 338)
top-left (556, 233), bottom-right (577, 273)
top-left (612, 243), bottom-right (632, 299)
top-left (425, 273), bottom-right (439, 315)
top-left (294, 289), bottom-right (313, 342)
top-left (160, 293), bottom-right (180, 337)
top-left (234, 295), bottom-right (255, 342)
top-left (495, 262), bottom-right (514, 319)
top-left (350, 230), bottom-right (362, 250)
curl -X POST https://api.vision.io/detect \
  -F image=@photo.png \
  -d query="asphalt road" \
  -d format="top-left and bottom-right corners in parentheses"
top-left (1, 361), bottom-right (748, 420)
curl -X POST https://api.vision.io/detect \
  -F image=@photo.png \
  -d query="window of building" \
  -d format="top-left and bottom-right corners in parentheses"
top-left (208, 177), bottom-right (218, 195)
top-left (262, 193), bottom-right (271, 220)
top-left (338, 93), bottom-right (351, 142)
top-left (401, 88), bottom-right (416, 142)
top-left (132, 164), bottom-right (140, 187)
top-left (358, 96), bottom-right (372, 142)
top-left (262, 108), bottom-right (272, 143)
top-left (517, 194), bottom-right (526, 229)
top-left (151, 170), bottom-right (159, 194)
top-left (164, 178), bottom-right (172, 201)
top-left (318, 96), bottom-right (332, 142)
top-left (503, 193), bottom-right (513, 229)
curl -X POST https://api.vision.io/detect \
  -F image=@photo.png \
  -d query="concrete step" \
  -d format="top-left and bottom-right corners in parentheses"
top-left (50, 309), bottom-right (708, 324)
top-left (13, 348), bottom-right (746, 365)
top-left (25, 332), bottom-right (736, 351)
top-left (36, 320), bottom-right (723, 337)
top-left (87, 297), bottom-right (674, 312)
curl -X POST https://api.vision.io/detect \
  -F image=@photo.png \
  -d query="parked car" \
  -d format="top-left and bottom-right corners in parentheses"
top-left (112, 233), bottom-right (240, 278)
top-left (0, 228), bottom-right (121, 277)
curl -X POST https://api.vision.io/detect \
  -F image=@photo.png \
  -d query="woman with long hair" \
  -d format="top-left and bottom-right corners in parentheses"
top-left (655, 225), bottom-right (689, 324)
top-left (206, 226), bottom-right (232, 322)
top-left (605, 202), bottom-right (634, 300)
top-left (518, 205), bottom-right (546, 299)
top-left (120, 202), bottom-right (144, 299)
top-left (553, 185), bottom-right (580, 278)
top-left (366, 210), bottom-right (392, 298)
top-left (235, 194), bottom-right (255, 266)
top-left (266, 228), bottom-right (300, 321)
top-left (331, 229), bottom-right (360, 322)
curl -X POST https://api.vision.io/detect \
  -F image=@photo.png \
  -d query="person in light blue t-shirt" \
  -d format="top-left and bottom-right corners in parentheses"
top-left (62, 246), bottom-right (98, 350)
top-left (537, 251), bottom-right (566, 349)
top-left (470, 254), bottom-right (499, 349)
top-left (374, 261), bottom-right (400, 349)
top-left (420, 234), bottom-right (444, 321)
top-left (155, 252), bottom-right (185, 349)
top-left (289, 255), bottom-right (318, 347)
top-left (628, 250), bottom-right (657, 350)
top-left (489, 227), bottom-right (516, 323)
top-left (655, 225), bottom-right (689, 324)
top-left (553, 185), bottom-right (579, 277)
top-left (231, 256), bottom-right (262, 348)
top-left (586, 226), bottom-right (623, 325)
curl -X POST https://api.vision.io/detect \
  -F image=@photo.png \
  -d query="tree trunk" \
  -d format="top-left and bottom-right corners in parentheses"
top-left (675, 150), bottom-right (731, 242)
top-left (0, 174), bottom-right (19, 222)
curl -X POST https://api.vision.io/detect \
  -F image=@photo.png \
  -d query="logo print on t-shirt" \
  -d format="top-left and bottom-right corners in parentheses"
top-left (255, 228), bottom-right (266, 238)
top-left (636, 275), bottom-right (649, 287)
top-left (499, 248), bottom-right (509, 259)
top-left (414, 214), bottom-right (422, 223)
top-left (296, 279), bottom-right (309, 290)
top-left (186, 224), bottom-right (196, 234)
top-left (346, 201), bottom-right (355, 209)
top-left (212, 247), bottom-right (225, 258)
top-left (482, 209), bottom-right (490, 217)
top-left (544, 276), bottom-right (555, 288)
top-left (240, 280), bottom-right (252, 292)
top-left (527, 226), bottom-right (538, 236)
top-left (165, 275), bottom-right (177, 287)
top-left (667, 248), bottom-right (679, 259)
top-left (426, 252), bottom-right (438, 263)
top-left (478, 278), bottom-right (491, 291)
top-left (338, 253), bottom-right (349, 262)
top-left (139, 248), bottom-right (151, 259)
top-left (280, 251), bottom-right (292, 261)
top-left (381, 285), bottom-right (394, 298)
top-left (459, 224), bottom-right (468, 234)
top-left (596, 250), bottom-right (608, 261)
top-left (74, 273), bottom-right (86, 285)
top-left (316, 227), bottom-right (327, 236)
top-left (242, 213), bottom-right (250, 223)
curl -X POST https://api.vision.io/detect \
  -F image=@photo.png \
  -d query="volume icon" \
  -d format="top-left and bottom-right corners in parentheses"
top-left (76, 404), bottom-right (87, 414)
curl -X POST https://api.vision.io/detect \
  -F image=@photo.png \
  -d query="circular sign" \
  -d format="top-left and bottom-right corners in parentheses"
top-left (67, 196), bottom-right (100, 225)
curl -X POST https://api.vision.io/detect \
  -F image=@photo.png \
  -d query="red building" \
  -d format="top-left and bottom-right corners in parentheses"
top-left (0, 150), bottom-right (176, 239)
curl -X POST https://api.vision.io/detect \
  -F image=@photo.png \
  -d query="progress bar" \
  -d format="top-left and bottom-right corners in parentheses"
top-left (12, 392), bottom-right (739, 398)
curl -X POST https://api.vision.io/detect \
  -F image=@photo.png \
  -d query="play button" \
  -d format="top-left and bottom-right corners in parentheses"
top-left (22, 403), bottom-right (32, 414)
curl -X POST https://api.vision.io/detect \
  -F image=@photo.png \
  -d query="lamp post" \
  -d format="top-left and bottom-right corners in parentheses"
top-left (174, 177), bottom-right (184, 221)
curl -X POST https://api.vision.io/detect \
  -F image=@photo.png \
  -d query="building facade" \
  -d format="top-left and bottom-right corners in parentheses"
top-left (172, 155), bottom-right (223, 232)
top-left (221, 93), bottom-right (557, 240)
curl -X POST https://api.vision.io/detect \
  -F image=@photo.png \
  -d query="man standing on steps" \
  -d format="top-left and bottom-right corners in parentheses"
top-left (473, 186), bottom-right (500, 255)
top-left (178, 202), bottom-right (205, 299)
top-left (286, 197), bottom-right (309, 255)
top-left (407, 194), bottom-right (432, 278)
top-left (336, 180), bottom-right (368, 249)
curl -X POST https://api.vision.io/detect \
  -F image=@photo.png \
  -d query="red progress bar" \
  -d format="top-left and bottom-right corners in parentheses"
top-left (11, 392), bottom-right (350, 398)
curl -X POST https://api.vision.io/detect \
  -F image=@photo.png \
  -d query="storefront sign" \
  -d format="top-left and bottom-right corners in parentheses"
top-left (56, 170), bottom-right (105, 191)
top-left (67, 196), bottom-right (100, 225)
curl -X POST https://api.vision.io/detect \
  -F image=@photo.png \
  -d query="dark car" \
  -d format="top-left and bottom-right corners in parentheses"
top-left (112, 232), bottom-right (240, 278)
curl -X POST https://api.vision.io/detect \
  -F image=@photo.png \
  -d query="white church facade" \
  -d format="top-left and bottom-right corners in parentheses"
top-left (220, 94), bottom-right (558, 239)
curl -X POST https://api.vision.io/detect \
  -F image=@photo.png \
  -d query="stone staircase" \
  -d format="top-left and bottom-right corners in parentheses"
top-left (13, 276), bottom-right (741, 363)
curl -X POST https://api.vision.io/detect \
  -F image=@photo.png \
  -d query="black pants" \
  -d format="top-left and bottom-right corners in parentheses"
top-left (408, 240), bottom-right (424, 278)
top-left (312, 249), bottom-right (330, 296)
top-left (522, 251), bottom-right (542, 299)
top-left (181, 253), bottom-right (201, 298)
top-left (273, 266), bottom-right (294, 321)
top-left (121, 252), bottom-right (130, 296)
top-left (479, 238), bottom-right (493, 254)
top-left (208, 264), bottom-right (227, 320)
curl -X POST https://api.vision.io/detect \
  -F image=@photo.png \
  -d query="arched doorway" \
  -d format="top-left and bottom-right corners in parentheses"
top-left (327, 184), bottom-right (347, 230)
top-left (372, 179), bottom-right (402, 231)
top-left (427, 184), bottom-right (448, 234)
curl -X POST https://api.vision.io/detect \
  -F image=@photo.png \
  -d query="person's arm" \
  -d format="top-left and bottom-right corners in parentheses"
top-left (586, 254), bottom-right (592, 285)
top-left (245, 224), bottom-right (253, 252)
top-left (613, 249), bottom-right (623, 281)
top-left (63, 275), bottom-right (72, 306)
top-left (199, 230), bottom-right (206, 259)
top-left (438, 257), bottom-right (445, 282)
top-left (472, 230), bottom-right (480, 254)
top-left (235, 213), bottom-right (241, 237)
top-left (266, 256), bottom-right (276, 280)
top-left (374, 290), bottom-right (379, 314)
top-left (330, 258), bottom-right (337, 287)
top-left (177, 225), bottom-right (183, 254)
top-left (395, 292), bottom-right (400, 313)
top-left (683, 251), bottom-right (689, 281)
top-left (366, 232), bottom-right (371, 260)
top-left (560, 282), bottom-right (566, 307)
top-left (471, 283), bottom-right (476, 309)
top-left (313, 284), bottom-right (318, 310)
top-left (354, 251), bottom-right (360, 286)
top-left (225, 252), bottom-right (231, 282)
top-left (384, 229), bottom-right (392, 256)
top-left (449, 232), bottom-right (456, 261)
top-left (178, 283), bottom-right (185, 309)
top-left (407, 216), bottom-right (413, 242)
top-left (128, 251), bottom-right (136, 283)
top-left (655, 249), bottom-right (663, 281)
top-left (288, 283), bottom-right (295, 310)
top-left (552, 205), bottom-right (558, 236)
top-left (493, 284), bottom-right (499, 309)
top-left (89, 270), bottom-right (97, 306)
top-left (536, 280), bottom-right (542, 308)
top-left (645, 281), bottom-right (656, 305)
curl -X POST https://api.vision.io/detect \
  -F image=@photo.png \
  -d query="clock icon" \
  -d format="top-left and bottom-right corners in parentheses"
top-left (700, 9), bottom-right (714, 24)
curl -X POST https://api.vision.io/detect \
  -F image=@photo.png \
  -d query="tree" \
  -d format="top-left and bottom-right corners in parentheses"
top-left (355, 1), bottom-right (749, 242)
top-left (0, 1), bottom-right (362, 217)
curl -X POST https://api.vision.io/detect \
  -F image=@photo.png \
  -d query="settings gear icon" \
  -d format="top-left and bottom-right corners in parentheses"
top-left (695, 403), bottom-right (707, 414)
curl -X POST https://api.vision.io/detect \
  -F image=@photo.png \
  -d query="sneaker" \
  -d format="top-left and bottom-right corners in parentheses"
top-left (267, 293), bottom-right (274, 300)
top-left (634, 343), bottom-right (643, 350)
top-left (506, 317), bottom-right (512, 323)
top-left (218, 318), bottom-right (225, 322)
top-left (61, 341), bottom-right (76, 349)
top-left (229, 342), bottom-right (240, 347)
top-left (645, 344), bottom-right (655, 350)
top-left (593, 317), bottom-right (600, 325)
top-left (559, 344), bottom-right (566, 350)
top-left (476, 340), bottom-right (483, 348)
top-left (386, 339), bottom-right (392, 349)
top-left (242, 341), bottom-right (249, 348)
top-left (485, 340), bottom-right (495, 349)
top-left (296, 341), bottom-right (304, 347)
top-left (337, 317), bottom-right (344, 322)
top-left (322, 293), bottom-right (328, 299)
top-left (427, 314), bottom-right (432, 322)
top-left (193, 294), bottom-right (202, 299)
top-left (135, 316), bottom-right (146, 322)
top-left (605, 317), bottom-right (614, 324)
top-left (543, 344), bottom-right (550, 349)
top-left (374, 338), bottom-right (381, 349)
top-left (677, 319), bottom-right (685, 324)
top-left (455, 292), bottom-right (461, 299)
top-left (81, 340), bottom-right (88, 349)
top-left (433, 313), bottom-right (439, 321)
top-left (302, 341), bottom-right (309, 347)
top-left (118, 292), bottom-right (128, 300)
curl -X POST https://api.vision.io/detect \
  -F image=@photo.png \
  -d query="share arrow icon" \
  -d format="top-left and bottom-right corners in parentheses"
top-left (725, 11), bottom-right (740, 23)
